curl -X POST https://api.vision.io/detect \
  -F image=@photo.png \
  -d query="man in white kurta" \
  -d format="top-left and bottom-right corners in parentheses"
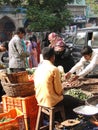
top-left (65, 46), bottom-right (98, 80)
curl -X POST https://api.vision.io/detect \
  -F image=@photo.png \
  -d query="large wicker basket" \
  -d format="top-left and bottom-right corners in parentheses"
top-left (1, 81), bottom-right (35, 97)
top-left (1, 71), bottom-right (29, 83)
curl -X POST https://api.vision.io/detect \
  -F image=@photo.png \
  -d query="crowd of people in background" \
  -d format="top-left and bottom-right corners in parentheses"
top-left (0, 28), bottom-right (75, 73)
top-left (0, 27), bottom-right (97, 83)
top-left (0, 27), bottom-right (42, 70)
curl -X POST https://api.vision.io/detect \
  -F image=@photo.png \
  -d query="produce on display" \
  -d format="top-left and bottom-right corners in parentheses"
top-left (26, 68), bottom-right (36, 82)
top-left (26, 67), bottom-right (36, 75)
top-left (0, 117), bottom-right (12, 123)
top-left (57, 66), bottom-right (83, 88)
top-left (64, 88), bottom-right (92, 101)
top-left (62, 74), bottom-right (83, 89)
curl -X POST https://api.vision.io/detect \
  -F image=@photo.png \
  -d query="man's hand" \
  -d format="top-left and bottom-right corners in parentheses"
top-left (70, 75), bottom-right (79, 82)
top-left (65, 72), bottom-right (72, 79)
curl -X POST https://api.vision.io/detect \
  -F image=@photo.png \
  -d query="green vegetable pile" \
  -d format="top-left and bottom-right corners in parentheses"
top-left (64, 89), bottom-right (92, 101)
top-left (0, 117), bottom-right (12, 123)
top-left (26, 68), bottom-right (36, 75)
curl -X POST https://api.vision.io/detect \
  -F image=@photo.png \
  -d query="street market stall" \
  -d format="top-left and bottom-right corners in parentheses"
top-left (0, 67), bottom-right (38, 130)
top-left (56, 68), bottom-right (98, 130)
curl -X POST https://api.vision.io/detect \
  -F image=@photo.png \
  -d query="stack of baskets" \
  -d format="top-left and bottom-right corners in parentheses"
top-left (1, 71), bottom-right (35, 97)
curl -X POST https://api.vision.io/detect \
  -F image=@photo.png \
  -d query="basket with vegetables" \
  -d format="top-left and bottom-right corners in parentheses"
top-left (0, 108), bottom-right (25, 130)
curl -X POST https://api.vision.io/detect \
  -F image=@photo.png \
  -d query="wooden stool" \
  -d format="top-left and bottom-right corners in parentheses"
top-left (35, 103), bottom-right (66, 130)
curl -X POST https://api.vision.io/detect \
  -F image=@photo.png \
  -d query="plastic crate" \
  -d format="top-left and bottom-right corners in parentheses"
top-left (2, 95), bottom-right (38, 130)
top-left (0, 102), bottom-right (3, 113)
top-left (0, 108), bottom-right (25, 130)
top-left (2, 95), bottom-right (38, 116)
top-left (24, 110), bottom-right (38, 130)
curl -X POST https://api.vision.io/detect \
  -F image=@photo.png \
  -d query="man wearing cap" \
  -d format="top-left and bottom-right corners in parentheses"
top-left (54, 40), bottom-right (75, 73)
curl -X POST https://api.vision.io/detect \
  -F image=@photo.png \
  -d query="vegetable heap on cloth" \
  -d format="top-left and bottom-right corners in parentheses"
top-left (64, 88), bottom-right (92, 101)
top-left (57, 66), bottom-right (83, 89)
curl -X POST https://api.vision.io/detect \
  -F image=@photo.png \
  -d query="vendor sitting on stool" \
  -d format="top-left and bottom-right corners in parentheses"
top-left (34, 47), bottom-right (82, 120)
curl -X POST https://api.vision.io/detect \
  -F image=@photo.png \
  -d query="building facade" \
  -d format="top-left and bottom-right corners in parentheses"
top-left (67, 0), bottom-right (87, 29)
top-left (0, 2), bottom-right (97, 41)
top-left (67, 0), bottom-right (98, 29)
top-left (0, 5), bottom-right (26, 42)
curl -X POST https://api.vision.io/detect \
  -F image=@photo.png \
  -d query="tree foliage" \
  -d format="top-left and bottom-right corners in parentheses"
top-left (26, 0), bottom-right (73, 32)
top-left (0, 0), bottom-right (73, 32)
top-left (0, 0), bottom-right (27, 7)
top-left (85, 0), bottom-right (98, 15)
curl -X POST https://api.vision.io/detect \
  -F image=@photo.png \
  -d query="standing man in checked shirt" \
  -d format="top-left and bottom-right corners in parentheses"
top-left (9, 27), bottom-right (29, 72)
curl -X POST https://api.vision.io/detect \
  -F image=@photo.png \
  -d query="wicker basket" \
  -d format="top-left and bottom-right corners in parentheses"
top-left (1, 81), bottom-right (35, 97)
top-left (1, 71), bottom-right (29, 83)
